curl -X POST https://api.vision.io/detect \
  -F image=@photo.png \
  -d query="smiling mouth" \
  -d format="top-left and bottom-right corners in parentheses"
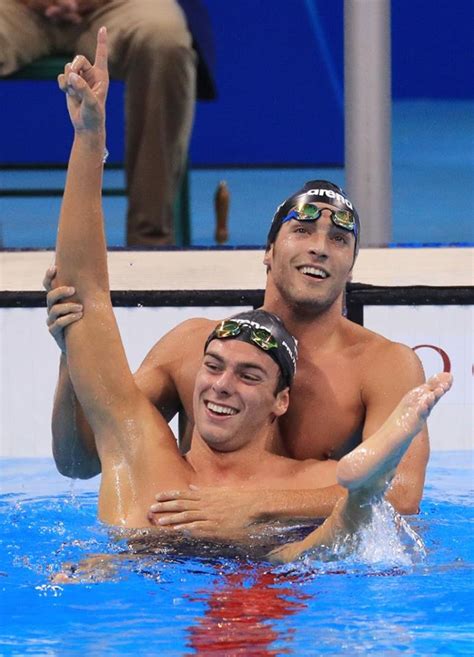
top-left (298, 266), bottom-right (329, 279)
top-left (205, 401), bottom-right (239, 417)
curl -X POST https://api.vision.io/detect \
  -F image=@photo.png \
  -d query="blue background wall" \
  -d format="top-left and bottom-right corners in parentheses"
top-left (0, 0), bottom-right (472, 166)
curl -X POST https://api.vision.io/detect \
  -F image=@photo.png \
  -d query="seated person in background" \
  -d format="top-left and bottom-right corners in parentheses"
top-left (0, 0), bottom-right (216, 245)
top-left (52, 29), bottom-right (452, 562)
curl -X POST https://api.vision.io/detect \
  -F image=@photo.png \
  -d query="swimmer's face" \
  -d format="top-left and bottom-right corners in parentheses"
top-left (264, 203), bottom-right (355, 314)
top-left (193, 339), bottom-right (289, 452)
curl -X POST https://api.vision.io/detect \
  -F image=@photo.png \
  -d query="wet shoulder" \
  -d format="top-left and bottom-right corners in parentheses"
top-left (342, 318), bottom-right (407, 354)
top-left (137, 317), bottom-right (222, 372)
top-left (174, 317), bottom-right (219, 339)
top-left (342, 319), bottom-right (423, 380)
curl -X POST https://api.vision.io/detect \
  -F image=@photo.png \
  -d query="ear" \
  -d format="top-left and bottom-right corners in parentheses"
top-left (273, 387), bottom-right (290, 418)
top-left (263, 245), bottom-right (273, 268)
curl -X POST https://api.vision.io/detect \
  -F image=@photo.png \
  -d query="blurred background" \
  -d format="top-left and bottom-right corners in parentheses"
top-left (1, 0), bottom-right (473, 248)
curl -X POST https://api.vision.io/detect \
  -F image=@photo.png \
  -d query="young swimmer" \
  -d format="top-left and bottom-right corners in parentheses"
top-left (53, 29), bottom-right (452, 556)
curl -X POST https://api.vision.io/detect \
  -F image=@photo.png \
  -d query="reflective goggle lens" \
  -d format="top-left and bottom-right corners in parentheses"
top-left (332, 209), bottom-right (354, 230)
top-left (214, 320), bottom-right (241, 338)
top-left (213, 321), bottom-right (278, 351)
top-left (251, 328), bottom-right (278, 351)
top-left (300, 203), bottom-right (320, 220)
top-left (283, 203), bottom-right (355, 232)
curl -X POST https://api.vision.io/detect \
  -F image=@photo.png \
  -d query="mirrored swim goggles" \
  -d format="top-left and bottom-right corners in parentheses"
top-left (208, 319), bottom-right (278, 351)
top-left (281, 202), bottom-right (356, 233)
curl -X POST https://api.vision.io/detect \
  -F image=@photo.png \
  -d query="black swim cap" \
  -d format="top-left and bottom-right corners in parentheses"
top-left (266, 180), bottom-right (360, 259)
top-left (204, 310), bottom-right (298, 388)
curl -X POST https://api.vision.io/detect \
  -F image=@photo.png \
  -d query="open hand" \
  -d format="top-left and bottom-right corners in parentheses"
top-left (57, 26), bottom-right (109, 133)
top-left (147, 486), bottom-right (260, 539)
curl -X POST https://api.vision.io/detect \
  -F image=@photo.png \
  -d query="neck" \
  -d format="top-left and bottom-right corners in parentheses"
top-left (262, 282), bottom-right (346, 349)
top-left (187, 427), bottom-right (276, 486)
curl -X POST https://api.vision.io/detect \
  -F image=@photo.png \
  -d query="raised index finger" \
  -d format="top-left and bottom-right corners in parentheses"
top-left (94, 26), bottom-right (108, 70)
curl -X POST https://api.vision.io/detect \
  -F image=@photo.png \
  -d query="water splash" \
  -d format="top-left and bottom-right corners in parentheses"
top-left (351, 500), bottom-right (426, 566)
top-left (35, 583), bottom-right (64, 597)
top-left (271, 501), bottom-right (427, 576)
top-left (305, 499), bottom-right (427, 569)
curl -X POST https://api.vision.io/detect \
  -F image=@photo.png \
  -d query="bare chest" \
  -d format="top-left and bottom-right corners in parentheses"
top-left (277, 355), bottom-right (365, 460)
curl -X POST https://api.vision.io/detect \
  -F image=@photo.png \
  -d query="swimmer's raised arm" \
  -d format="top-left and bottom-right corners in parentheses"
top-left (54, 26), bottom-right (132, 429)
top-left (53, 28), bottom-right (191, 525)
top-left (54, 26), bottom-right (154, 438)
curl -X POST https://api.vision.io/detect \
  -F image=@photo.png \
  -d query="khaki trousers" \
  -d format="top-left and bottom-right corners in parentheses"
top-left (0, 0), bottom-right (197, 245)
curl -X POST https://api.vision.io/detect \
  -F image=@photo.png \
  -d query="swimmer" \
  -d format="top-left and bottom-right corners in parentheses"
top-left (48, 27), bottom-right (430, 537)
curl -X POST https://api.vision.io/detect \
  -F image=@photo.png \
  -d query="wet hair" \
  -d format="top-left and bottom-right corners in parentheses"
top-left (266, 179), bottom-right (360, 259)
top-left (204, 309), bottom-right (298, 390)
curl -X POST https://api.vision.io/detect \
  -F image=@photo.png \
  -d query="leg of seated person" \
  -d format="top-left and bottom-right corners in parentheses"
top-left (78, 0), bottom-right (197, 245)
top-left (0, 0), bottom-right (54, 75)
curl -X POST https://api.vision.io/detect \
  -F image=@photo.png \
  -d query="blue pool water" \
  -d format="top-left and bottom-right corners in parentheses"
top-left (1, 453), bottom-right (473, 656)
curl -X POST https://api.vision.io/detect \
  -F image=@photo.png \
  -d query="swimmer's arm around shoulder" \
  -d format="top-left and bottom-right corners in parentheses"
top-left (361, 342), bottom-right (429, 515)
top-left (50, 307), bottom-right (207, 478)
top-left (44, 267), bottom-right (100, 478)
top-left (48, 295), bottom-right (190, 478)
top-left (249, 485), bottom-right (345, 521)
top-left (50, 325), bottom-right (179, 479)
top-left (150, 484), bottom-right (346, 533)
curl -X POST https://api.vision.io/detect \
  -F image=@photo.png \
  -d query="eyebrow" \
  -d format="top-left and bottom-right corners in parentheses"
top-left (204, 349), bottom-right (224, 362)
top-left (328, 223), bottom-right (355, 238)
top-left (204, 349), bottom-right (268, 375)
top-left (236, 362), bottom-right (268, 375)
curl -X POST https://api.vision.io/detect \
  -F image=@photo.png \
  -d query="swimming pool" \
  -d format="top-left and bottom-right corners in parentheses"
top-left (1, 452), bottom-right (472, 656)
